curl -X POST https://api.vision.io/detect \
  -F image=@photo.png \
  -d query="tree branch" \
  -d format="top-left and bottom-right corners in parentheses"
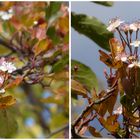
top-left (46, 124), bottom-right (69, 138)
top-left (71, 87), bottom-right (117, 138)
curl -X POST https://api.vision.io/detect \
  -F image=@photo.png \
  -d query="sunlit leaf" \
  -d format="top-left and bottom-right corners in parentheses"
top-left (0, 95), bottom-right (16, 109)
top-left (72, 60), bottom-right (98, 92)
top-left (99, 49), bottom-right (122, 69)
top-left (99, 114), bottom-right (119, 132)
top-left (71, 12), bottom-right (113, 51)
top-left (57, 16), bottom-right (69, 34)
top-left (33, 38), bottom-right (51, 56)
top-left (71, 79), bottom-right (88, 98)
top-left (0, 2), bottom-right (14, 11)
top-left (52, 54), bottom-right (69, 72)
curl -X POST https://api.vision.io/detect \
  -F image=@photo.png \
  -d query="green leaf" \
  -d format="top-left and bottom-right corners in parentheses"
top-left (93, 1), bottom-right (114, 7)
top-left (34, 38), bottom-right (50, 56)
top-left (52, 54), bottom-right (69, 72)
top-left (2, 21), bottom-right (16, 35)
top-left (71, 12), bottom-right (114, 51)
top-left (71, 79), bottom-right (88, 98)
top-left (46, 26), bottom-right (60, 45)
top-left (0, 107), bottom-right (18, 138)
top-left (45, 2), bottom-right (61, 21)
top-left (71, 60), bottom-right (98, 92)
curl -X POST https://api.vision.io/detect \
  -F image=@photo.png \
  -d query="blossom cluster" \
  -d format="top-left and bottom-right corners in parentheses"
top-left (0, 57), bottom-right (16, 93)
top-left (107, 17), bottom-right (140, 68)
top-left (107, 17), bottom-right (140, 33)
top-left (107, 17), bottom-right (140, 48)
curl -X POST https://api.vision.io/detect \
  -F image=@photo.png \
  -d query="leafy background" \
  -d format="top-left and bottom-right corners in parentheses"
top-left (71, 1), bottom-right (140, 138)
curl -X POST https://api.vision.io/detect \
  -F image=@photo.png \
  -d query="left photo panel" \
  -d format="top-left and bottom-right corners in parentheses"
top-left (0, 2), bottom-right (69, 138)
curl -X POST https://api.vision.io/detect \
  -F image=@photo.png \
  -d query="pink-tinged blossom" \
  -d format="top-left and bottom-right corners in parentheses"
top-left (107, 17), bottom-right (124, 32)
top-left (0, 58), bottom-right (16, 73)
top-left (120, 23), bottom-right (130, 32)
top-left (129, 23), bottom-right (138, 31)
top-left (130, 40), bottom-right (140, 47)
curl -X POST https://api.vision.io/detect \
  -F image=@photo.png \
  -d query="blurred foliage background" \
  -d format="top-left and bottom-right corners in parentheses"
top-left (0, 2), bottom-right (69, 138)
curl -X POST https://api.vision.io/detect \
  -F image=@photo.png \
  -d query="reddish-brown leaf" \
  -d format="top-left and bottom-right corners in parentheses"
top-left (88, 126), bottom-right (102, 137)
top-left (0, 95), bottom-right (16, 109)
top-left (5, 76), bottom-right (23, 89)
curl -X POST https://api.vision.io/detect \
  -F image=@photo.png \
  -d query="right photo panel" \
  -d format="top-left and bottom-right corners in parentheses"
top-left (71, 1), bottom-right (140, 138)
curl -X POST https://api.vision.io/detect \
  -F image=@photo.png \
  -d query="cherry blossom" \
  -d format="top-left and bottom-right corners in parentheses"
top-left (129, 23), bottom-right (138, 31)
top-left (0, 60), bottom-right (16, 73)
top-left (130, 40), bottom-right (140, 47)
top-left (120, 23), bottom-right (130, 32)
top-left (107, 17), bottom-right (124, 32)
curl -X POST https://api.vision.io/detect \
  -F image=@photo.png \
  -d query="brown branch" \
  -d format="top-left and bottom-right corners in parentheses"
top-left (77, 114), bottom-right (97, 133)
top-left (71, 87), bottom-right (117, 138)
top-left (0, 38), bottom-right (17, 52)
top-left (46, 124), bottom-right (69, 138)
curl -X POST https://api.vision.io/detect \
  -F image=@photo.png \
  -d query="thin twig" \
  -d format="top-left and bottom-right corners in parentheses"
top-left (46, 124), bottom-right (69, 138)
top-left (71, 87), bottom-right (117, 138)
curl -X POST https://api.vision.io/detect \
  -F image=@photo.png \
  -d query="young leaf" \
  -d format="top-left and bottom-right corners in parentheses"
top-left (72, 60), bottom-right (98, 92)
top-left (33, 38), bottom-right (51, 56)
top-left (71, 12), bottom-right (113, 51)
top-left (71, 79), bottom-right (88, 98)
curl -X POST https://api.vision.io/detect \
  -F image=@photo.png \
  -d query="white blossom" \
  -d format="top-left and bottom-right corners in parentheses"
top-left (0, 61), bottom-right (16, 73)
top-left (130, 40), bottom-right (140, 47)
top-left (115, 53), bottom-right (128, 62)
top-left (0, 88), bottom-right (5, 93)
top-left (129, 23), bottom-right (138, 31)
top-left (120, 23), bottom-right (130, 32)
top-left (113, 105), bottom-right (122, 115)
top-left (0, 8), bottom-right (13, 21)
top-left (107, 17), bottom-right (124, 32)
top-left (128, 61), bottom-right (140, 68)
top-left (129, 21), bottom-right (140, 31)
